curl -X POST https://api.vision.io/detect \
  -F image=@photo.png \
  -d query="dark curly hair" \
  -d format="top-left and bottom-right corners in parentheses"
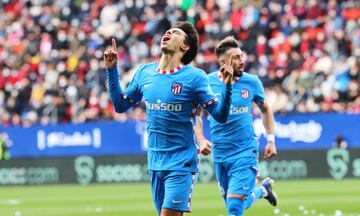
top-left (173, 21), bottom-right (199, 65)
top-left (215, 36), bottom-right (239, 57)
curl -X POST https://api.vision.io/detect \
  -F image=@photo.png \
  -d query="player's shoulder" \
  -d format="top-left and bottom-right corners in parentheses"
top-left (184, 64), bottom-right (206, 74)
top-left (137, 62), bottom-right (158, 72)
top-left (184, 65), bottom-right (208, 79)
top-left (134, 62), bottom-right (157, 77)
top-left (208, 71), bottom-right (219, 78)
top-left (242, 72), bottom-right (262, 83)
top-left (207, 71), bottom-right (220, 81)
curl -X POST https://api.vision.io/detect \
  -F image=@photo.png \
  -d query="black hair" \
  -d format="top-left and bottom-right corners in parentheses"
top-left (173, 21), bottom-right (199, 65)
top-left (215, 36), bottom-right (239, 57)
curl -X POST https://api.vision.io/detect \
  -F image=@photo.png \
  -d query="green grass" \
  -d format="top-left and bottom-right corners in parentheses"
top-left (0, 179), bottom-right (359, 216)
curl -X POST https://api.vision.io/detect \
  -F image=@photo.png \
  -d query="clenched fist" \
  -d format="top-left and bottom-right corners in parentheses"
top-left (104, 38), bottom-right (118, 68)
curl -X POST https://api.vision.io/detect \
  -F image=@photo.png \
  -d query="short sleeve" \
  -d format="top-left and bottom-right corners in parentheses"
top-left (193, 71), bottom-right (218, 108)
top-left (253, 75), bottom-right (266, 104)
top-left (123, 65), bottom-right (145, 103)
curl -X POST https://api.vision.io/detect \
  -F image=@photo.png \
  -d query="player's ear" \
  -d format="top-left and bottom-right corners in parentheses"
top-left (219, 57), bottom-right (226, 66)
top-left (180, 43), bottom-right (190, 53)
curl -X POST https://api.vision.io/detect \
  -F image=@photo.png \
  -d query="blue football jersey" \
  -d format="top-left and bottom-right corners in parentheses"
top-left (207, 71), bottom-right (265, 162)
top-left (107, 63), bottom-right (232, 172)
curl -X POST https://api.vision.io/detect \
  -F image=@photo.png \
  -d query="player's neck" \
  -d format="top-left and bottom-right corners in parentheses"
top-left (159, 54), bottom-right (183, 70)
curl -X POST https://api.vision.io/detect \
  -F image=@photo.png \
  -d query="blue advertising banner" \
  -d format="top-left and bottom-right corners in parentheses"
top-left (251, 113), bottom-right (360, 150)
top-left (2, 121), bottom-right (148, 158)
top-left (0, 113), bottom-right (359, 158)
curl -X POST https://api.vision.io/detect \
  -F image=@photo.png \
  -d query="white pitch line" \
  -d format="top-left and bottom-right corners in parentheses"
top-left (0, 199), bottom-right (21, 205)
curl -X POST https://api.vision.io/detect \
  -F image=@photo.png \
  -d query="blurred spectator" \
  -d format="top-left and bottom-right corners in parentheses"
top-left (0, 0), bottom-right (359, 127)
top-left (333, 134), bottom-right (348, 149)
top-left (0, 131), bottom-right (12, 160)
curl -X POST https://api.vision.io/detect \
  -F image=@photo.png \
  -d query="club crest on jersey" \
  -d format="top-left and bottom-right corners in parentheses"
top-left (241, 88), bottom-right (249, 99)
top-left (171, 82), bottom-right (183, 94)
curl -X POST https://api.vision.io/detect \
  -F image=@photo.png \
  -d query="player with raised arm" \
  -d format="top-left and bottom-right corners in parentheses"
top-left (195, 36), bottom-right (278, 216)
top-left (104, 22), bottom-right (233, 216)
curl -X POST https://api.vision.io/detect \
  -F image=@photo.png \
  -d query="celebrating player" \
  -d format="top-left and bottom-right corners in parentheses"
top-left (104, 22), bottom-right (233, 216)
top-left (195, 36), bottom-right (278, 216)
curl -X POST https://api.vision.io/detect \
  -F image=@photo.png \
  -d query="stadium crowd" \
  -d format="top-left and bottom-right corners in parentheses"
top-left (0, 0), bottom-right (359, 127)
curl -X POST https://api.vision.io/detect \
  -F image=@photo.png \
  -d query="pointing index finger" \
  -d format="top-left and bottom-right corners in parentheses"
top-left (228, 54), bottom-right (234, 66)
top-left (112, 38), bottom-right (116, 51)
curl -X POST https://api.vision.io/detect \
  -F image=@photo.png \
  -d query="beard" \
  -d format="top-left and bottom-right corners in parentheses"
top-left (234, 67), bottom-right (244, 77)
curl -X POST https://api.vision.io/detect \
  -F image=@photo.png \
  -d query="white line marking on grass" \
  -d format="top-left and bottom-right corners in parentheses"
top-left (96, 207), bottom-right (103, 213)
top-left (334, 210), bottom-right (343, 216)
top-left (0, 199), bottom-right (21, 205)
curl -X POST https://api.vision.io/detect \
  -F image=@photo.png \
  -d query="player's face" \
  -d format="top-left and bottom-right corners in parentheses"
top-left (161, 28), bottom-right (188, 54)
top-left (224, 48), bottom-right (245, 77)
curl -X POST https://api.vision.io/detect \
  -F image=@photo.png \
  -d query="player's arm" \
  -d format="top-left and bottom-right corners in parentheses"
top-left (203, 55), bottom-right (234, 123)
top-left (257, 101), bottom-right (277, 158)
top-left (104, 39), bottom-right (139, 113)
top-left (204, 86), bottom-right (232, 123)
top-left (195, 114), bottom-right (212, 155)
top-left (253, 74), bottom-right (277, 158)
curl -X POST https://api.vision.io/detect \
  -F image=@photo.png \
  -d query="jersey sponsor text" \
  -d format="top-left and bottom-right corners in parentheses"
top-left (145, 100), bottom-right (183, 112)
top-left (230, 105), bottom-right (249, 115)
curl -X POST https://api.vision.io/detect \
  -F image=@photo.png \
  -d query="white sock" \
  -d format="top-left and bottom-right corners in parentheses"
top-left (262, 186), bottom-right (268, 198)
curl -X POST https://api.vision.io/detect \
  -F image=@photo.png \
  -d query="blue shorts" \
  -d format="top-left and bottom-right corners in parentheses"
top-left (149, 170), bottom-right (197, 215)
top-left (214, 157), bottom-right (258, 200)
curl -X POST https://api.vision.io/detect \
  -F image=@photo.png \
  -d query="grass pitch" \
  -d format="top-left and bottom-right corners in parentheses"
top-left (0, 179), bottom-right (359, 216)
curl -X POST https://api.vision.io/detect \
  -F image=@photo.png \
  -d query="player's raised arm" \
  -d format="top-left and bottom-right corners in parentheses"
top-left (104, 39), bottom-right (140, 113)
top-left (201, 55), bottom-right (233, 123)
top-left (104, 38), bottom-right (118, 68)
top-left (194, 76), bottom-right (232, 123)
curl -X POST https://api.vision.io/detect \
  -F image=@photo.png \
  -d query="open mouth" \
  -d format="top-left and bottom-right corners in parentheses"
top-left (162, 35), bottom-right (171, 43)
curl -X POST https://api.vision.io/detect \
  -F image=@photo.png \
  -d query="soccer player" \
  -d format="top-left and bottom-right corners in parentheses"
top-left (104, 22), bottom-right (233, 216)
top-left (195, 36), bottom-right (278, 216)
